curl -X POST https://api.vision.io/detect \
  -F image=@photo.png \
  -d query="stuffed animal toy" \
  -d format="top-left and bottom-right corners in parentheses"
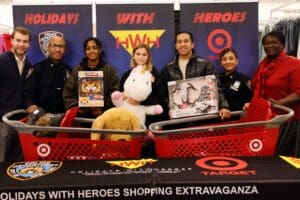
top-left (111, 65), bottom-right (163, 126)
top-left (91, 107), bottom-right (141, 141)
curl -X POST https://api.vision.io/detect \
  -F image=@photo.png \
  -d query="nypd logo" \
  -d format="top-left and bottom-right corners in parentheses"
top-left (38, 31), bottom-right (63, 57)
top-left (7, 161), bottom-right (62, 181)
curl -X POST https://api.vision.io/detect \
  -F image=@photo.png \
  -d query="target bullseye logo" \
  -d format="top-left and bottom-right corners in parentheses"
top-left (37, 144), bottom-right (51, 157)
top-left (207, 29), bottom-right (232, 54)
top-left (196, 156), bottom-right (248, 171)
top-left (249, 139), bottom-right (263, 152)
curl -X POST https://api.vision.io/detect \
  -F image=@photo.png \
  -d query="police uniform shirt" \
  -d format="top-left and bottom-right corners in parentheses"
top-left (219, 71), bottom-right (252, 111)
top-left (25, 58), bottom-right (70, 113)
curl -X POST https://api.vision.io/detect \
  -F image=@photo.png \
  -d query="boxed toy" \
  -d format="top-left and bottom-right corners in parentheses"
top-left (168, 75), bottom-right (219, 118)
top-left (78, 71), bottom-right (104, 107)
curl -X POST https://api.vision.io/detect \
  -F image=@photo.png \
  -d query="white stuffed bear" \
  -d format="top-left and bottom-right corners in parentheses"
top-left (111, 65), bottom-right (163, 126)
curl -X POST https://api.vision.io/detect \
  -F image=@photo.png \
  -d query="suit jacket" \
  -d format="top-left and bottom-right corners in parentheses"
top-left (0, 51), bottom-right (32, 119)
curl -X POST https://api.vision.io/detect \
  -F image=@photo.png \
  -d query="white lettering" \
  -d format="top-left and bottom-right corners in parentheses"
top-left (123, 187), bottom-right (173, 197)
top-left (77, 189), bottom-right (120, 198)
top-left (48, 190), bottom-right (75, 199)
top-left (175, 185), bottom-right (259, 195)
top-left (0, 192), bottom-right (46, 200)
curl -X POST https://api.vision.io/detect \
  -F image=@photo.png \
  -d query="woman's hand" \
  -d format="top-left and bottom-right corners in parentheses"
top-left (219, 108), bottom-right (231, 120)
top-left (243, 103), bottom-right (250, 111)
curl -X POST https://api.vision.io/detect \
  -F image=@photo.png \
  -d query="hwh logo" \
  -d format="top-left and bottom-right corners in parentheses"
top-left (110, 30), bottom-right (165, 54)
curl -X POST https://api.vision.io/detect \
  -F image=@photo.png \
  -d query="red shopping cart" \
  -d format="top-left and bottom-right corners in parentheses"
top-left (2, 108), bottom-right (146, 161)
top-left (149, 98), bottom-right (294, 158)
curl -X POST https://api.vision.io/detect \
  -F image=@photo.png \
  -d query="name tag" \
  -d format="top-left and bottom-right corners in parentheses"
top-left (230, 81), bottom-right (241, 91)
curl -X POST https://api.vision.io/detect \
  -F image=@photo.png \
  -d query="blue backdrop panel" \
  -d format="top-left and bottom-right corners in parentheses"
top-left (13, 5), bottom-right (93, 68)
top-left (96, 4), bottom-right (175, 77)
top-left (180, 2), bottom-right (258, 77)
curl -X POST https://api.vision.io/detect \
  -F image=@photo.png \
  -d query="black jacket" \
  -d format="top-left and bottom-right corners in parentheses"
top-left (219, 71), bottom-right (253, 111)
top-left (160, 52), bottom-right (229, 109)
top-left (0, 51), bottom-right (32, 119)
top-left (23, 58), bottom-right (70, 113)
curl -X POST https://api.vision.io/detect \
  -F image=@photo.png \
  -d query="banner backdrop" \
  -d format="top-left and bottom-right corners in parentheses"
top-left (96, 4), bottom-right (175, 77)
top-left (13, 5), bottom-right (92, 68)
top-left (180, 2), bottom-right (258, 77)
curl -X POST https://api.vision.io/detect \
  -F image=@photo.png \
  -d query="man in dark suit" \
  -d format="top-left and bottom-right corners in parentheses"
top-left (0, 26), bottom-right (33, 121)
top-left (0, 26), bottom-right (32, 162)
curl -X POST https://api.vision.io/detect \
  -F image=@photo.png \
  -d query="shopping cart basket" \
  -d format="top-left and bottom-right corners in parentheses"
top-left (2, 109), bottom-right (146, 161)
top-left (149, 98), bottom-right (294, 157)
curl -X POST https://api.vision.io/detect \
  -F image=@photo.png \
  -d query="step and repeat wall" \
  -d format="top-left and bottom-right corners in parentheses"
top-left (13, 4), bottom-right (93, 69)
top-left (180, 2), bottom-right (258, 76)
top-left (13, 2), bottom-right (258, 77)
top-left (96, 4), bottom-right (175, 77)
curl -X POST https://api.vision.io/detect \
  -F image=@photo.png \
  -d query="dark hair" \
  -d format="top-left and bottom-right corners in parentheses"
top-left (81, 37), bottom-right (104, 65)
top-left (175, 31), bottom-right (194, 43)
top-left (219, 48), bottom-right (238, 62)
top-left (83, 37), bottom-right (102, 51)
top-left (11, 26), bottom-right (31, 42)
top-left (262, 31), bottom-right (285, 47)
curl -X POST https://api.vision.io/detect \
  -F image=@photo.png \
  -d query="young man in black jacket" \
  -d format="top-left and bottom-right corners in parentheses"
top-left (160, 31), bottom-right (231, 120)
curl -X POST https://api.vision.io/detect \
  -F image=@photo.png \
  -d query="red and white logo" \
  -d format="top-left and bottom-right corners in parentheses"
top-left (207, 29), bottom-right (232, 54)
top-left (249, 139), bottom-right (263, 152)
top-left (37, 143), bottom-right (51, 157)
top-left (196, 156), bottom-right (248, 171)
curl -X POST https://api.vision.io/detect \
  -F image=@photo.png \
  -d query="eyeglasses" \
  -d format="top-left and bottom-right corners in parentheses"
top-left (49, 44), bottom-right (65, 48)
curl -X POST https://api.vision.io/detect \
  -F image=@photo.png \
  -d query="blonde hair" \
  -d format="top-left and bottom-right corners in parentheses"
top-left (130, 43), bottom-right (153, 72)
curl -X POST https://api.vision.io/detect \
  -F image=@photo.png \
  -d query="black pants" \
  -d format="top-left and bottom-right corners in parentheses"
top-left (0, 122), bottom-right (24, 162)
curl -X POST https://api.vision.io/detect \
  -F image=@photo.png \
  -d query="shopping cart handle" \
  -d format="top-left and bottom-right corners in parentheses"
top-left (2, 109), bottom-right (146, 136)
top-left (270, 104), bottom-right (295, 124)
top-left (149, 110), bottom-right (243, 133)
top-left (2, 109), bottom-right (28, 127)
top-left (149, 104), bottom-right (294, 135)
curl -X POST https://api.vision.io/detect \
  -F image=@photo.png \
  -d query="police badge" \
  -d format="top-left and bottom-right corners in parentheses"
top-left (38, 31), bottom-right (64, 57)
top-left (7, 161), bottom-right (62, 181)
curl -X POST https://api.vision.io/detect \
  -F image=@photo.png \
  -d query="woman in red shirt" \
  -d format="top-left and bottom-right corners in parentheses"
top-left (250, 31), bottom-right (300, 157)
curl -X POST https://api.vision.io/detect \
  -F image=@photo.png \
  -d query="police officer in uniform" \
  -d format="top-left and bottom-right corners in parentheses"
top-left (24, 35), bottom-right (70, 114)
top-left (219, 48), bottom-right (252, 111)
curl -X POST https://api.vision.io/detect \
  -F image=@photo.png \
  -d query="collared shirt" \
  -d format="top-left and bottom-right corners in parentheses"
top-left (14, 54), bottom-right (26, 75)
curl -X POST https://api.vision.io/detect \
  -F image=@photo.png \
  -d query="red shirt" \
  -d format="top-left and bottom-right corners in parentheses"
top-left (253, 52), bottom-right (300, 120)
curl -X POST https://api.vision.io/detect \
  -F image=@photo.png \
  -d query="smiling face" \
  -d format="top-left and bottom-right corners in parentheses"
top-left (175, 33), bottom-right (194, 59)
top-left (11, 31), bottom-right (30, 59)
top-left (263, 35), bottom-right (284, 59)
top-left (85, 40), bottom-right (101, 62)
top-left (48, 36), bottom-right (66, 63)
top-left (133, 47), bottom-right (149, 66)
top-left (220, 51), bottom-right (238, 75)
